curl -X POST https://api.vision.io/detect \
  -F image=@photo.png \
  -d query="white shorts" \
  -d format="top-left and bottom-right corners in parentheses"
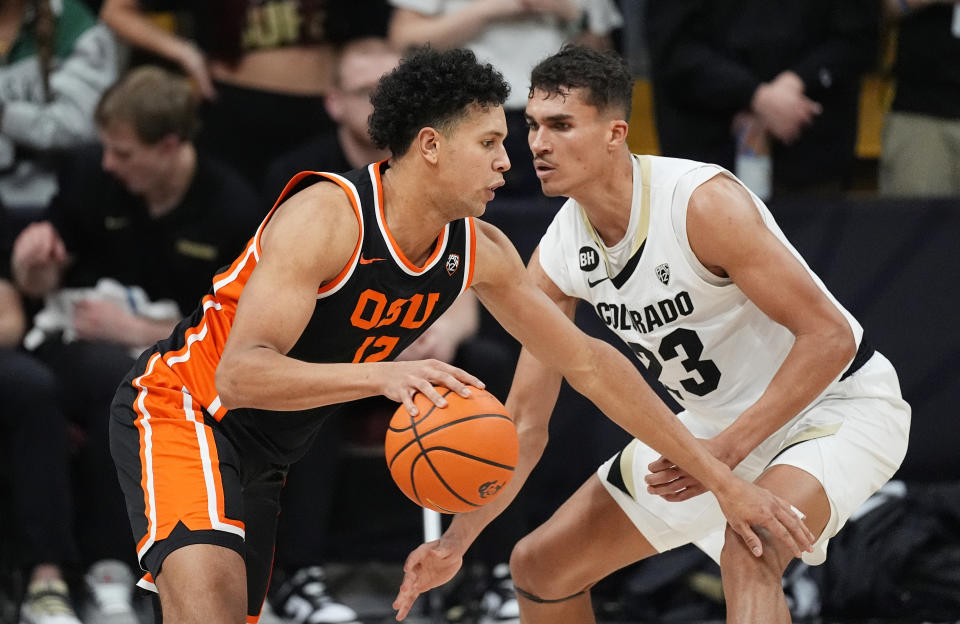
top-left (597, 352), bottom-right (910, 566)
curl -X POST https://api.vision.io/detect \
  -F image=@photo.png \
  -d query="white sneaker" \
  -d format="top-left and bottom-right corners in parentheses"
top-left (19, 578), bottom-right (82, 624)
top-left (273, 567), bottom-right (359, 624)
top-left (82, 560), bottom-right (138, 624)
top-left (480, 563), bottom-right (519, 623)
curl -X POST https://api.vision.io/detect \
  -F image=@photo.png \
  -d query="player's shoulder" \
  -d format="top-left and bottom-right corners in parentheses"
top-left (687, 173), bottom-right (760, 226)
top-left (471, 218), bottom-right (525, 284)
top-left (474, 218), bottom-right (512, 252)
top-left (277, 178), bottom-right (358, 224)
top-left (261, 178), bottom-right (360, 259)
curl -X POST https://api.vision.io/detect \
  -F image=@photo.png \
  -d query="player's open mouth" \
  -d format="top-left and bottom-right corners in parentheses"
top-left (535, 162), bottom-right (556, 179)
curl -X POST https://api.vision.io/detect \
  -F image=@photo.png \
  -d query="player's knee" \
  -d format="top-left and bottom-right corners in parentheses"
top-left (508, 535), bottom-right (539, 590)
top-left (158, 585), bottom-right (246, 624)
top-left (510, 535), bottom-right (586, 601)
top-left (156, 545), bottom-right (247, 623)
top-left (719, 525), bottom-right (789, 582)
top-left (509, 534), bottom-right (558, 598)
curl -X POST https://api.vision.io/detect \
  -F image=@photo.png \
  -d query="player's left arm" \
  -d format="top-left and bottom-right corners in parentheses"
top-left (647, 174), bottom-right (856, 501)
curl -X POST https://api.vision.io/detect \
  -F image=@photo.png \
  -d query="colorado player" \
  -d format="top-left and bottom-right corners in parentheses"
top-left (395, 46), bottom-right (909, 624)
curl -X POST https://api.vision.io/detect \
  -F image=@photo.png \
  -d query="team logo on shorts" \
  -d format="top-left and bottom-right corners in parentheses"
top-left (656, 263), bottom-right (670, 285)
top-left (446, 253), bottom-right (461, 275)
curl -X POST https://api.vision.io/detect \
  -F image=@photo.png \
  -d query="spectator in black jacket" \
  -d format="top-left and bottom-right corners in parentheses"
top-left (646, 0), bottom-right (879, 198)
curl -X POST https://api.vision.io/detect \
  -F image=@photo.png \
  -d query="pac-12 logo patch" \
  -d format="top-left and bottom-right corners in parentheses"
top-left (579, 246), bottom-right (600, 271)
top-left (656, 263), bottom-right (670, 285)
top-left (446, 253), bottom-right (461, 275)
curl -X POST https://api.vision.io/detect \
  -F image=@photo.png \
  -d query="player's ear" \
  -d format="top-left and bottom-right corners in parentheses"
top-left (608, 119), bottom-right (629, 149)
top-left (415, 127), bottom-right (441, 165)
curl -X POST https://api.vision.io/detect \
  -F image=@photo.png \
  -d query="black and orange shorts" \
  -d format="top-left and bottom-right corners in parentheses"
top-left (109, 351), bottom-right (287, 624)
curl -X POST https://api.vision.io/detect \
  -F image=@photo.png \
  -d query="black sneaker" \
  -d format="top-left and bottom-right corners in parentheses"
top-left (272, 567), bottom-right (359, 624)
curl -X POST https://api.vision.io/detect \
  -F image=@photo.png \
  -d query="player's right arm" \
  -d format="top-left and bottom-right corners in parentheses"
top-left (215, 183), bottom-right (482, 414)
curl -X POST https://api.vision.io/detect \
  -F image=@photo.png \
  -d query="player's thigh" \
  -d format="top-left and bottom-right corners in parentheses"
top-left (755, 464), bottom-right (830, 540)
top-left (156, 543), bottom-right (247, 623)
top-left (762, 352), bottom-right (910, 565)
top-left (510, 473), bottom-right (659, 597)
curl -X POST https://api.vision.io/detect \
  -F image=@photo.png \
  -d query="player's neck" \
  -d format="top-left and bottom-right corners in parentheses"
top-left (379, 161), bottom-right (449, 267)
top-left (573, 152), bottom-right (635, 247)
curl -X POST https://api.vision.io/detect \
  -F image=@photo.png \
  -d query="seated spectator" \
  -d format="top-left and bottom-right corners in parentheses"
top-left (10, 65), bottom-right (262, 623)
top-left (262, 37), bottom-right (401, 203)
top-left (0, 272), bottom-right (81, 624)
top-left (387, 0), bottom-right (622, 196)
top-left (100, 0), bottom-right (392, 187)
top-left (0, 0), bottom-right (116, 222)
top-left (646, 0), bottom-right (878, 199)
top-left (879, 0), bottom-right (960, 197)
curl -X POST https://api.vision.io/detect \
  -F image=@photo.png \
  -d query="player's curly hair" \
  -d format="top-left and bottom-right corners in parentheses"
top-left (369, 46), bottom-right (510, 156)
top-left (530, 45), bottom-right (633, 119)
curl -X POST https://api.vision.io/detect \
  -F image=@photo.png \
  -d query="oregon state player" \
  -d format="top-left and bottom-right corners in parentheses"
top-left (109, 159), bottom-right (481, 622)
top-left (108, 47), bottom-right (813, 624)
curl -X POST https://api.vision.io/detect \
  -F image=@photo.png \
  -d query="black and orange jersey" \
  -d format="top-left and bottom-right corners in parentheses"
top-left (131, 160), bottom-right (477, 463)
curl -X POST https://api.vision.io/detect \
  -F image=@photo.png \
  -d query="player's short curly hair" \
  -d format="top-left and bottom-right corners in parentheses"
top-left (530, 45), bottom-right (633, 119)
top-left (369, 46), bottom-right (510, 156)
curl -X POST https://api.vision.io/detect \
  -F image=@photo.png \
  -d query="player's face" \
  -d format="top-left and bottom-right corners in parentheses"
top-left (99, 121), bottom-right (177, 195)
top-left (437, 103), bottom-right (510, 217)
top-left (525, 88), bottom-right (614, 197)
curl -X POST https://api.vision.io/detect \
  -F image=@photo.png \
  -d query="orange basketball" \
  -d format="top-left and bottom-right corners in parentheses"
top-left (385, 386), bottom-right (518, 514)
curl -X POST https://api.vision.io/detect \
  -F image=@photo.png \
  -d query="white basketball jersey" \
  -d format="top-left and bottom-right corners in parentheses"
top-left (538, 155), bottom-right (863, 423)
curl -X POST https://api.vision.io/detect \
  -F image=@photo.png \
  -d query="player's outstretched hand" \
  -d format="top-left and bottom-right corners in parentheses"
top-left (378, 359), bottom-right (485, 416)
top-left (393, 540), bottom-right (463, 621)
top-left (715, 477), bottom-right (815, 559)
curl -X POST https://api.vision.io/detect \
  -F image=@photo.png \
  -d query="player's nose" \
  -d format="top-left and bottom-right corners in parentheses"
top-left (494, 144), bottom-right (510, 173)
top-left (529, 126), bottom-right (550, 154)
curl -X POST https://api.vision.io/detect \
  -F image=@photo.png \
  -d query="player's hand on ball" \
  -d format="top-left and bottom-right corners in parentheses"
top-left (393, 540), bottom-right (463, 621)
top-left (378, 359), bottom-right (484, 415)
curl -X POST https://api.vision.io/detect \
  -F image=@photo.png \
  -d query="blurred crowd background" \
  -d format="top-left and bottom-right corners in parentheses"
top-left (0, 1), bottom-right (958, 623)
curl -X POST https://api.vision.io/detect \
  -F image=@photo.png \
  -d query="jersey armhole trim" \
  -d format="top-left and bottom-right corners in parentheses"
top-left (461, 217), bottom-right (477, 294)
top-left (670, 166), bottom-right (736, 289)
top-left (314, 172), bottom-right (365, 297)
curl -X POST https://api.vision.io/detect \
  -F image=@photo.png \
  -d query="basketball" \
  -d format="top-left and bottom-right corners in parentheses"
top-left (385, 386), bottom-right (518, 514)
